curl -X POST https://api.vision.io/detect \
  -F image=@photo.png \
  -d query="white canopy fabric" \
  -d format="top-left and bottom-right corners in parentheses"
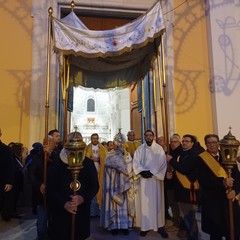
top-left (52, 1), bottom-right (165, 89)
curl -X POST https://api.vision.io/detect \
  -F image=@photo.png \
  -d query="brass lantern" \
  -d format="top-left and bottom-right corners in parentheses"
top-left (64, 131), bottom-right (86, 191)
top-left (219, 128), bottom-right (240, 172)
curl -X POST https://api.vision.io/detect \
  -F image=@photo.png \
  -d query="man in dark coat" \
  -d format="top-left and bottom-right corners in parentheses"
top-left (28, 133), bottom-right (63, 240)
top-left (46, 132), bottom-right (99, 240)
top-left (0, 129), bottom-right (14, 221)
top-left (168, 134), bottom-right (201, 240)
top-left (164, 134), bottom-right (182, 228)
top-left (196, 134), bottom-right (240, 240)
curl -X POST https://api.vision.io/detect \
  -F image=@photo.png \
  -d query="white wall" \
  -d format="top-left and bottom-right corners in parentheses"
top-left (207, 1), bottom-right (240, 139)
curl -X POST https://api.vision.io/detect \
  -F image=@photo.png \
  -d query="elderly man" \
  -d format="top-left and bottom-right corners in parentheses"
top-left (133, 129), bottom-right (168, 238)
top-left (85, 133), bottom-right (107, 216)
top-left (124, 130), bottom-right (141, 158)
top-left (164, 134), bottom-right (182, 229)
top-left (196, 134), bottom-right (240, 240)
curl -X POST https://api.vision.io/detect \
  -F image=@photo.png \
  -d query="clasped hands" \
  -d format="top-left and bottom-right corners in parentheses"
top-left (139, 170), bottom-right (153, 178)
top-left (64, 195), bottom-right (84, 214)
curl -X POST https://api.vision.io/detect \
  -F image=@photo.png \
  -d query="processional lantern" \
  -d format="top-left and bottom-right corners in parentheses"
top-left (64, 131), bottom-right (86, 192)
top-left (219, 127), bottom-right (240, 172)
top-left (219, 127), bottom-right (240, 240)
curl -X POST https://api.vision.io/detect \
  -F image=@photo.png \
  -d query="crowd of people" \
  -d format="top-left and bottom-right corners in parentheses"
top-left (1, 127), bottom-right (240, 240)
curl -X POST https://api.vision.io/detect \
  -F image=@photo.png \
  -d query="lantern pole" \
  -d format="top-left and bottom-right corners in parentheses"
top-left (219, 128), bottom-right (240, 240)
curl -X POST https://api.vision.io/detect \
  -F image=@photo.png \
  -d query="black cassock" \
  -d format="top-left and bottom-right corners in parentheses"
top-left (196, 153), bottom-right (240, 239)
top-left (46, 156), bottom-right (99, 240)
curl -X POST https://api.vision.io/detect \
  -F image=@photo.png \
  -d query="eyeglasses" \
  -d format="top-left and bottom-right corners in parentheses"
top-left (206, 142), bottom-right (218, 145)
top-left (181, 140), bottom-right (191, 143)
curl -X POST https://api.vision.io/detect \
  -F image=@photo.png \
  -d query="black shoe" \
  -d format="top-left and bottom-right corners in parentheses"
top-left (158, 227), bottom-right (168, 238)
top-left (140, 231), bottom-right (149, 237)
top-left (2, 216), bottom-right (11, 222)
top-left (111, 229), bottom-right (118, 235)
top-left (122, 229), bottom-right (129, 235)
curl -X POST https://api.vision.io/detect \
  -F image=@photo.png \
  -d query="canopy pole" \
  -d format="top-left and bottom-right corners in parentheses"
top-left (160, 33), bottom-right (169, 151)
top-left (60, 55), bottom-right (70, 143)
top-left (157, 52), bottom-right (166, 144)
top-left (152, 64), bottom-right (158, 138)
top-left (64, 56), bottom-right (70, 143)
top-left (61, 55), bottom-right (66, 141)
top-left (43, 7), bottom-right (53, 207)
top-left (142, 79), bottom-right (146, 132)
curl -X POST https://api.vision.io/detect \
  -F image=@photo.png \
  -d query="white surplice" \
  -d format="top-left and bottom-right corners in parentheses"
top-left (133, 141), bottom-right (167, 231)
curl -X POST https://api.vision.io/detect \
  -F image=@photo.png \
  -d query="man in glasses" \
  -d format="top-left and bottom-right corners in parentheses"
top-left (168, 134), bottom-right (200, 239)
top-left (196, 134), bottom-right (240, 240)
top-left (133, 129), bottom-right (168, 238)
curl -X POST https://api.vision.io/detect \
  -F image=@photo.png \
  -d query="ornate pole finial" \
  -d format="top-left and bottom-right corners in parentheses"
top-left (70, 1), bottom-right (75, 11)
top-left (48, 7), bottom-right (53, 15)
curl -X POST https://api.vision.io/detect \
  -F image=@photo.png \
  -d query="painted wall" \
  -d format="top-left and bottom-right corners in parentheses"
top-left (169, 0), bottom-right (240, 143)
top-left (0, 1), bottom-right (32, 146)
top-left (172, 0), bottom-right (213, 143)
